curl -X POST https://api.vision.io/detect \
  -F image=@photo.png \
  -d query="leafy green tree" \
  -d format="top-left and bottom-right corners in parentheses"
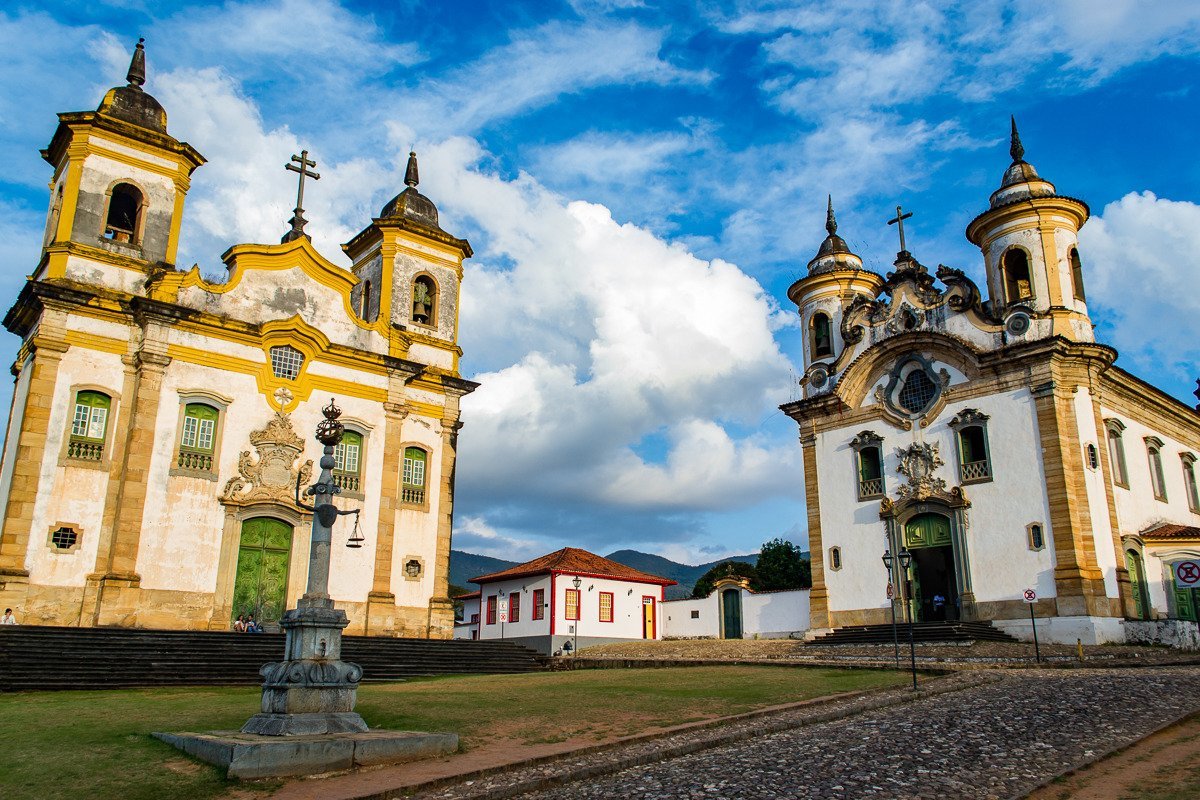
top-left (448, 584), bottom-right (471, 620)
top-left (692, 561), bottom-right (759, 598)
top-left (755, 538), bottom-right (811, 591)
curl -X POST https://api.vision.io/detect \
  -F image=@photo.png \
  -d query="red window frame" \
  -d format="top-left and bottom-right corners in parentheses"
top-left (599, 591), bottom-right (614, 622)
top-left (532, 588), bottom-right (545, 620)
top-left (565, 588), bottom-right (580, 621)
top-left (486, 595), bottom-right (497, 625)
top-left (509, 591), bottom-right (521, 623)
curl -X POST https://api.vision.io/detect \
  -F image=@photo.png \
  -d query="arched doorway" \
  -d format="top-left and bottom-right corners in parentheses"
top-left (903, 513), bottom-right (958, 622)
top-left (1124, 549), bottom-right (1150, 620)
top-left (231, 517), bottom-right (294, 626)
top-left (721, 589), bottom-right (743, 639)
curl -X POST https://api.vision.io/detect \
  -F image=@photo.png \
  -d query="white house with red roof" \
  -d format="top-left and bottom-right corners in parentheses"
top-left (461, 547), bottom-right (676, 654)
top-left (453, 591), bottom-right (481, 640)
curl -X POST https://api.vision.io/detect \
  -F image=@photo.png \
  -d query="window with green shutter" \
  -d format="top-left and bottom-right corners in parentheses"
top-left (334, 430), bottom-right (363, 493)
top-left (178, 403), bottom-right (219, 472)
top-left (402, 446), bottom-right (427, 505)
top-left (68, 391), bottom-right (111, 461)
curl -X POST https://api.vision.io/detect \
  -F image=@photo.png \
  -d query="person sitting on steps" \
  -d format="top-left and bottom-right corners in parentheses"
top-left (232, 614), bottom-right (247, 633)
top-left (1, 608), bottom-right (16, 625)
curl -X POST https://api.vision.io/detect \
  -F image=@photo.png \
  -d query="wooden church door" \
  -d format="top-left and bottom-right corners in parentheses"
top-left (231, 517), bottom-right (294, 626)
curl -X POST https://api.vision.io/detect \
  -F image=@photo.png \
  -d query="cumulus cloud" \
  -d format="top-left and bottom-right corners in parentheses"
top-left (1080, 191), bottom-right (1200, 394)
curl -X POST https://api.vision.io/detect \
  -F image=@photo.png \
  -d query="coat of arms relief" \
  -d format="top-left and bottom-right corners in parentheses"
top-left (219, 411), bottom-right (313, 506)
top-left (895, 442), bottom-right (946, 500)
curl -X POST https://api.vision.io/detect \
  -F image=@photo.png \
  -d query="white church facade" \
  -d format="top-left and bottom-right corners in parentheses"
top-left (0, 42), bottom-right (475, 637)
top-left (782, 122), bottom-right (1200, 644)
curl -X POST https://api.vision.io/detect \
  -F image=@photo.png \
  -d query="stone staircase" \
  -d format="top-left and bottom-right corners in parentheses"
top-left (809, 620), bottom-right (1019, 645)
top-left (0, 625), bottom-right (543, 691)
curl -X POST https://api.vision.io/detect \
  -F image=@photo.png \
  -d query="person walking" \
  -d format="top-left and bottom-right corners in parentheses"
top-left (1, 608), bottom-right (17, 625)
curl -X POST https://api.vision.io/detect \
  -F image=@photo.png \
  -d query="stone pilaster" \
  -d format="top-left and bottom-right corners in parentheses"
top-left (1088, 372), bottom-right (1136, 619)
top-left (426, 413), bottom-right (461, 640)
top-left (365, 391), bottom-right (409, 635)
top-left (800, 427), bottom-right (830, 630)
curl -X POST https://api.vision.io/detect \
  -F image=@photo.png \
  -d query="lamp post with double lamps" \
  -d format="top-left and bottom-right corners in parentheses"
top-left (883, 548), bottom-right (919, 690)
top-left (881, 550), bottom-right (900, 668)
top-left (571, 575), bottom-right (582, 660)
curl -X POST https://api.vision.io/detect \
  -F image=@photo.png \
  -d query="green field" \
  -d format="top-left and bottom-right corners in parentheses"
top-left (0, 666), bottom-right (906, 800)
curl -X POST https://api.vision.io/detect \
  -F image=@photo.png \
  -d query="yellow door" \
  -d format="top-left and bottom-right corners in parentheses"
top-left (642, 597), bottom-right (656, 638)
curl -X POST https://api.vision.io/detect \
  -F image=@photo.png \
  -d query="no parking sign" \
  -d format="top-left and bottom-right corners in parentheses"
top-left (1174, 560), bottom-right (1200, 589)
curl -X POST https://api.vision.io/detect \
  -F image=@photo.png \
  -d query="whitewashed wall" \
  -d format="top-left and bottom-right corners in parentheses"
top-left (663, 589), bottom-right (809, 639)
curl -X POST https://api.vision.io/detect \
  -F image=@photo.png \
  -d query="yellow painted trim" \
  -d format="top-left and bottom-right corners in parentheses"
top-left (406, 400), bottom-right (446, 419)
top-left (80, 133), bottom-right (196, 182)
top-left (63, 330), bottom-right (127, 355)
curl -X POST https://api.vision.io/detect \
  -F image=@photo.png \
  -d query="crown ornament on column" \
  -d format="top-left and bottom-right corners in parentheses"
top-left (316, 398), bottom-right (344, 445)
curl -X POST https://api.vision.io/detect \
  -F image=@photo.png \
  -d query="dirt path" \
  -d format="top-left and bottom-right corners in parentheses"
top-left (1026, 712), bottom-right (1200, 800)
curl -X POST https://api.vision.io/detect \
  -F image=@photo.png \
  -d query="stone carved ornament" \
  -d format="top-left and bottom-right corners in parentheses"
top-left (219, 411), bottom-right (313, 505)
top-left (895, 442), bottom-right (946, 499)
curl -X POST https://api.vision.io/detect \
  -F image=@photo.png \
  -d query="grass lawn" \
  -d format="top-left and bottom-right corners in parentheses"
top-left (0, 666), bottom-right (906, 800)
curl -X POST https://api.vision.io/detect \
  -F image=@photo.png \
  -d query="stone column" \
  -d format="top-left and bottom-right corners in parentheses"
top-left (800, 428), bottom-right (830, 630)
top-left (427, 412), bottom-right (461, 640)
top-left (365, 399), bottom-right (408, 636)
top-left (950, 505), bottom-right (975, 619)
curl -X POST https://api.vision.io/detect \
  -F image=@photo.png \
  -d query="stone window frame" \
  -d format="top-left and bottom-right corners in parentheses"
top-left (402, 554), bottom-right (424, 582)
top-left (411, 272), bottom-right (440, 330)
top-left (690, 609), bottom-right (700, 619)
top-left (949, 408), bottom-right (993, 485)
top-left (828, 546), bottom-right (842, 571)
top-left (1026, 522), bottom-right (1046, 552)
top-left (1084, 442), bottom-right (1100, 471)
top-left (360, 279), bottom-right (373, 321)
top-left (59, 383), bottom-right (122, 471)
top-left (1105, 419), bottom-right (1129, 488)
top-left (850, 430), bottom-right (885, 501)
top-left (879, 353), bottom-right (949, 424)
top-left (1145, 436), bottom-right (1168, 502)
top-left (1000, 244), bottom-right (1035, 305)
top-left (400, 441), bottom-right (432, 511)
top-left (1181, 453), bottom-right (1199, 514)
top-left (169, 389), bottom-right (232, 482)
top-left (99, 178), bottom-right (149, 251)
top-left (332, 418), bottom-right (372, 501)
top-left (47, 521), bottom-right (83, 554)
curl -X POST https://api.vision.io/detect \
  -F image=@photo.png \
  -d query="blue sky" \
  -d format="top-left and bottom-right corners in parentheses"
top-left (2, 1), bottom-right (1199, 564)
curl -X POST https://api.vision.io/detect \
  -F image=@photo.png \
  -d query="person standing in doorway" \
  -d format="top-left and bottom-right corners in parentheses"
top-left (932, 594), bottom-right (946, 621)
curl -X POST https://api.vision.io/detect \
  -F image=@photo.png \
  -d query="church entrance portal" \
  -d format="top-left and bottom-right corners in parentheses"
top-left (721, 589), bottom-right (743, 639)
top-left (903, 513), bottom-right (958, 622)
top-left (231, 517), bottom-right (294, 626)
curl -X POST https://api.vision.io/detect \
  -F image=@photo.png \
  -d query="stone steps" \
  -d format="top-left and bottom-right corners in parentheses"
top-left (810, 620), bottom-right (1019, 645)
top-left (0, 626), bottom-right (543, 690)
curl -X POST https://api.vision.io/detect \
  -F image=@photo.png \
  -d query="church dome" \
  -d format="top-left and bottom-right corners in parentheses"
top-left (96, 39), bottom-right (168, 134)
top-left (807, 197), bottom-right (865, 274)
top-left (988, 117), bottom-right (1056, 209)
top-left (379, 152), bottom-right (441, 229)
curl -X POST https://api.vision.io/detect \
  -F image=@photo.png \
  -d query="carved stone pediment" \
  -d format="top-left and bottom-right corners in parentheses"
top-left (895, 442), bottom-right (946, 500)
top-left (220, 411), bottom-right (313, 507)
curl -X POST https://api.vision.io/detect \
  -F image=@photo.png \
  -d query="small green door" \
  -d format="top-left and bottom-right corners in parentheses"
top-left (1125, 550), bottom-right (1149, 620)
top-left (1169, 562), bottom-right (1200, 622)
top-left (721, 589), bottom-right (742, 639)
top-left (232, 517), bottom-right (293, 625)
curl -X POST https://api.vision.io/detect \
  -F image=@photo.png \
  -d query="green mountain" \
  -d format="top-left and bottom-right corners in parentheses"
top-left (449, 548), bottom-right (806, 600)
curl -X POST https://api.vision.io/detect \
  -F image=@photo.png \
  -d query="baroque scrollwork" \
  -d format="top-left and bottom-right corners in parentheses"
top-left (896, 442), bottom-right (947, 499)
top-left (219, 411), bottom-right (313, 506)
top-left (259, 658), bottom-right (363, 688)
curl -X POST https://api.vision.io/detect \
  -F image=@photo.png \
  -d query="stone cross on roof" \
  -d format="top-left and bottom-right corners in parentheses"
top-left (282, 149), bottom-right (320, 243)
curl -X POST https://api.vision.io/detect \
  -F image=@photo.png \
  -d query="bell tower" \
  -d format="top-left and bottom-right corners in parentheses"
top-left (965, 118), bottom-right (1092, 341)
top-left (38, 39), bottom-right (205, 287)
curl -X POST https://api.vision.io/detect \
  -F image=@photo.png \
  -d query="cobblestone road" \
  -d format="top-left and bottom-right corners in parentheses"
top-left (497, 668), bottom-right (1200, 800)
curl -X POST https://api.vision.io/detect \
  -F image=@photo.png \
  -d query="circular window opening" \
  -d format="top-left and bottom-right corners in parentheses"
top-left (405, 559), bottom-right (422, 578)
top-left (51, 526), bottom-right (78, 551)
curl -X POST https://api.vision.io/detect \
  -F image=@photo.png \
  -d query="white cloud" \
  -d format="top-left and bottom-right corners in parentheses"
top-left (1080, 191), bottom-right (1200, 388)
top-left (452, 516), bottom-right (546, 562)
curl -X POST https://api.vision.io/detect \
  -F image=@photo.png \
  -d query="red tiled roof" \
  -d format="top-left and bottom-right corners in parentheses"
top-left (1141, 523), bottom-right (1200, 541)
top-left (454, 591), bottom-right (480, 600)
top-left (470, 547), bottom-right (677, 586)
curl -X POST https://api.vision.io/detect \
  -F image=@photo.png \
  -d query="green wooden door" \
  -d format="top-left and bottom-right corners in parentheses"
top-left (721, 590), bottom-right (742, 639)
top-left (1169, 562), bottom-right (1200, 622)
top-left (1125, 550), bottom-right (1149, 620)
top-left (903, 514), bottom-right (952, 549)
top-left (232, 517), bottom-right (293, 624)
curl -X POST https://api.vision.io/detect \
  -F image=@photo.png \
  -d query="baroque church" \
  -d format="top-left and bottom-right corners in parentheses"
top-left (782, 121), bottom-right (1200, 644)
top-left (0, 42), bottom-right (475, 636)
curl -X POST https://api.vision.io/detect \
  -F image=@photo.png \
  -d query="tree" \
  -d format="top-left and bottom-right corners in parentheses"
top-left (692, 561), bottom-right (759, 598)
top-left (448, 583), bottom-right (471, 621)
top-left (756, 538), bottom-right (811, 591)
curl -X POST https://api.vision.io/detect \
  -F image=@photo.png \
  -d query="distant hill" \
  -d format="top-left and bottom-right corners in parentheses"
top-left (449, 547), bottom-right (807, 600)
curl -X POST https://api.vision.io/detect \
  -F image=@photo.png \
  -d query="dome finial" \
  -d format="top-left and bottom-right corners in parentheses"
top-left (404, 151), bottom-right (419, 188)
top-left (126, 37), bottom-right (146, 89)
top-left (825, 195), bottom-right (837, 236)
top-left (1010, 115), bottom-right (1024, 163)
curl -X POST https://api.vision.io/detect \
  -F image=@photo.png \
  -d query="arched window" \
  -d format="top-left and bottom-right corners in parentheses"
top-left (412, 276), bottom-right (437, 326)
top-left (44, 184), bottom-right (64, 247)
top-left (1027, 523), bottom-right (1045, 551)
top-left (1069, 247), bottom-right (1086, 302)
top-left (829, 546), bottom-right (842, 571)
top-left (178, 402), bottom-right (218, 472)
top-left (334, 430), bottom-right (364, 493)
top-left (850, 430), bottom-right (884, 500)
top-left (361, 280), bottom-right (372, 321)
top-left (402, 446), bottom-right (428, 505)
top-left (1085, 443), bottom-right (1099, 470)
top-left (950, 408), bottom-right (992, 483)
top-left (1183, 454), bottom-right (1199, 513)
top-left (69, 390), bottom-right (111, 461)
top-left (811, 312), bottom-right (833, 358)
top-left (104, 183), bottom-right (143, 244)
top-left (1002, 247), bottom-right (1033, 303)
top-left (1106, 420), bottom-right (1129, 488)
top-left (898, 369), bottom-right (937, 414)
top-left (1146, 437), bottom-right (1167, 501)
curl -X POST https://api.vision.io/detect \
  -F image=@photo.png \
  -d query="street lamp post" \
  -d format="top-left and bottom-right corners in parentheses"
top-left (572, 575), bottom-right (582, 661)
top-left (897, 548), bottom-right (918, 691)
top-left (881, 550), bottom-right (900, 669)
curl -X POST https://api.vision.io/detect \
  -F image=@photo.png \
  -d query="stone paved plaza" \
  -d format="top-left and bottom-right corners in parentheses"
top-left (415, 667), bottom-right (1200, 800)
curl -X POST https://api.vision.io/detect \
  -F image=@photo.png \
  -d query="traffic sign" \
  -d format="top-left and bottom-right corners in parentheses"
top-left (1022, 588), bottom-right (1037, 604)
top-left (1175, 560), bottom-right (1200, 589)
top-left (499, 598), bottom-right (508, 623)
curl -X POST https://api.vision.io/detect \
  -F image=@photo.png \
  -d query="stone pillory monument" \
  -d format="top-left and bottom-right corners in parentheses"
top-left (0, 40), bottom-right (478, 638)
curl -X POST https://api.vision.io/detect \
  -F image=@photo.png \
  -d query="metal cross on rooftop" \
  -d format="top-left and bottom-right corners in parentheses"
top-left (887, 205), bottom-right (914, 256)
top-left (282, 149), bottom-right (321, 243)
